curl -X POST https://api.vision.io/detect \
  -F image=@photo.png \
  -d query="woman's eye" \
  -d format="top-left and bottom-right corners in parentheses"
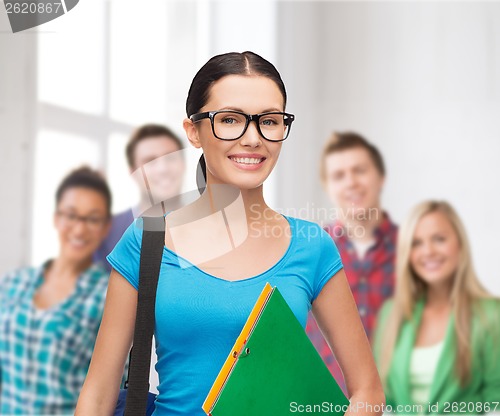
top-left (261, 118), bottom-right (278, 126)
top-left (67, 213), bottom-right (78, 221)
top-left (221, 117), bottom-right (238, 124)
top-left (88, 217), bottom-right (102, 225)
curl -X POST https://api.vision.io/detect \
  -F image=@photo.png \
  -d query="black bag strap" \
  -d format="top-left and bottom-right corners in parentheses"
top-left (124, 216), bottom-right (165, 416)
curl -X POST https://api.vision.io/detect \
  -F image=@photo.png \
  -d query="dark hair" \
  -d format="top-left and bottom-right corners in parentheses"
top-left (186, 51), bottom-right (287, 117)
top-left (125, 124), bottom-right (184, 169)
top-left (321, 131), bottom-right (386, 179)
top-left (55, 166), bottom-right (112, 217)
top-left (187, 51), bottom-right (287, 189)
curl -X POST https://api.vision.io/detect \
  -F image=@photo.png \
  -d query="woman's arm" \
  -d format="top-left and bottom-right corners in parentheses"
top-left (75, 269), bottom-right (138, 415)
top-left (312, 269), bottom-right (385, 416)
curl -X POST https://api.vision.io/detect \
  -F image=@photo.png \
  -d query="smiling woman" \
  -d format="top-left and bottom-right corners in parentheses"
top-left (75, 51), bottom-right (385, 416)
top-left (373, 200), bottom-right (500, 415)
top-left (0, 166), bottom-right (113, 415)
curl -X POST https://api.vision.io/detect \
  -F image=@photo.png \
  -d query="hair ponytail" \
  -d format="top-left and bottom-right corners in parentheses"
top-left (196, 154), bottom-right (207, 194)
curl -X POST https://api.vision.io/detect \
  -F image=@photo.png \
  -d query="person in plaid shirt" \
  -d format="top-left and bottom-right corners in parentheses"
top-left (306, 132), bottom-right (398, 393)
top-left (0, 167), bottom-right (112, 415)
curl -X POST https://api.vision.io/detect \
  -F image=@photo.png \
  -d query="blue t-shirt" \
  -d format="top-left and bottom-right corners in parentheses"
top-left (107, 215), bottom-right (343, 416)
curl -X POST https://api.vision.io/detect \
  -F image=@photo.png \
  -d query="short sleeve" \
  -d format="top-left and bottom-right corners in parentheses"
top-left (106, 217), bottom-right (144, 290)
top-left (0, 270), bottom-right (12, 305)
top-left (0, 268), bottom-right (26, 304)
top-left (312, 227), bottom-right (343, 301)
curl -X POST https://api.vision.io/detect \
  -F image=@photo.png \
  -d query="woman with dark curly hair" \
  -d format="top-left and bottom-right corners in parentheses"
top-left (0, 166), bottom-right (112, 415)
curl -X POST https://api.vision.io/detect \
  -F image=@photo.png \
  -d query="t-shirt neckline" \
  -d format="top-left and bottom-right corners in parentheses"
top-left (162, 214), bottom-right (294, 284)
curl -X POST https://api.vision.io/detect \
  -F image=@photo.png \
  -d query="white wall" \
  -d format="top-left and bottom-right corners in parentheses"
top-left (275, 1), bottom-right (500, 295)
top-left (0, 10), bottom-right (37, 275)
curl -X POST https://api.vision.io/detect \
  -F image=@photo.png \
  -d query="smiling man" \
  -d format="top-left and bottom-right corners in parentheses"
top-left (94, 124), bottom-right (185, 271)
top-left (306, 131), bottom-right (398, 390)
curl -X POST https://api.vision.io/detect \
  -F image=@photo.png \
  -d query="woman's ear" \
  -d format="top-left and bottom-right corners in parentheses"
top-left (183, 118), bottom-right (202, 149)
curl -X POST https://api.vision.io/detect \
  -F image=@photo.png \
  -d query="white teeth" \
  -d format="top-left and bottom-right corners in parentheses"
top-left (230, 156), bottom-right (263, 165)
top-left (347, 194), bottom-right (363, 202)
top-left (70, 239), bottom-right (87, 247)
top-left (421, 260), bottom-right (444, 270)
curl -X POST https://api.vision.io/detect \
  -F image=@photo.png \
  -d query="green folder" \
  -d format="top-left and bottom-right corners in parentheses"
top-left (203, 283), bottom-right (349, 415)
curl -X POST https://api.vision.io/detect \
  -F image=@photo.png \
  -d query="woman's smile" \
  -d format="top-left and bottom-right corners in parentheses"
top-left (228, 152), bottom-right (267, 170)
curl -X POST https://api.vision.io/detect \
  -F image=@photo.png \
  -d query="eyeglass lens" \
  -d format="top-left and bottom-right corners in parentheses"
top-left (213, 111), bottom-right (289, 141)
top-left (57, 211), bottom-right (106, 230)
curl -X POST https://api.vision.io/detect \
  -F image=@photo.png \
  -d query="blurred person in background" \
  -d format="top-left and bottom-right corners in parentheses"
top-left (306, 132), bottom-right (398, 391)
top-left (0, 166), bottom-right (112, 415)
top-left (373, 200), bottom-right (500, 414)
top-left (94, 124), bottom-right (185, 272)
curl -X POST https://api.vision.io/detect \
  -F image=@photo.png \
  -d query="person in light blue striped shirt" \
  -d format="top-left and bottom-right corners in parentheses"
top-left (0, 166), bottom-right (112, 415)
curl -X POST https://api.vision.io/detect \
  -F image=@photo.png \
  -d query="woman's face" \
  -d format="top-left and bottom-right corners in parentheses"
top-left (410, 210), bottom-right (461, 289)
top-left (54, 187), bottom-right (110, 264)
top-left (185, 75), bottom-right (285, 190)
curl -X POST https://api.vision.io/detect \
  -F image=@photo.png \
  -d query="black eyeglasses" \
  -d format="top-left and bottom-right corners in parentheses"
top-left (56, 210), bottom-right (108, 231)
top-left (190, 110), bottom-right (295, 142)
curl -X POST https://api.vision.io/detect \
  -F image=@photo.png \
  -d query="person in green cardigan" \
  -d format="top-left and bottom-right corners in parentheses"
top-left (373, 200), bottom-right (500, 415)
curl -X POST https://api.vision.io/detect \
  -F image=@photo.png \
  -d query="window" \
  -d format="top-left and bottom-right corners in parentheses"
top-left (32, 0), bottom-right (277, 264)
top-left (33, 0), bottom-right (211, 264)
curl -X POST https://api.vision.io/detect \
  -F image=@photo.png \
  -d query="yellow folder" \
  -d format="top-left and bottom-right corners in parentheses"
top-left (203, 283), bottom-right (349, 415)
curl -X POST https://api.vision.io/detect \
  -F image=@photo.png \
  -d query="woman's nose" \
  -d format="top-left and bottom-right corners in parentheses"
top-left (239, 121), bottom-right (263, 147)
top-left (421, 240), bottom-right (437, 256)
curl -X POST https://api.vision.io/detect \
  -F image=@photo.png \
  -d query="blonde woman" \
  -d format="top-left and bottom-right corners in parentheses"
top-left (373, 201), bottom-right (500, 415)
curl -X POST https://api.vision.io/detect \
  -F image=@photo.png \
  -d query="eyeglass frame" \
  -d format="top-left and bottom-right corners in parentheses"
top-left (56, 210), bottom-right (109, 230)
top-left (189, 110), bottom-right (295, 142)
